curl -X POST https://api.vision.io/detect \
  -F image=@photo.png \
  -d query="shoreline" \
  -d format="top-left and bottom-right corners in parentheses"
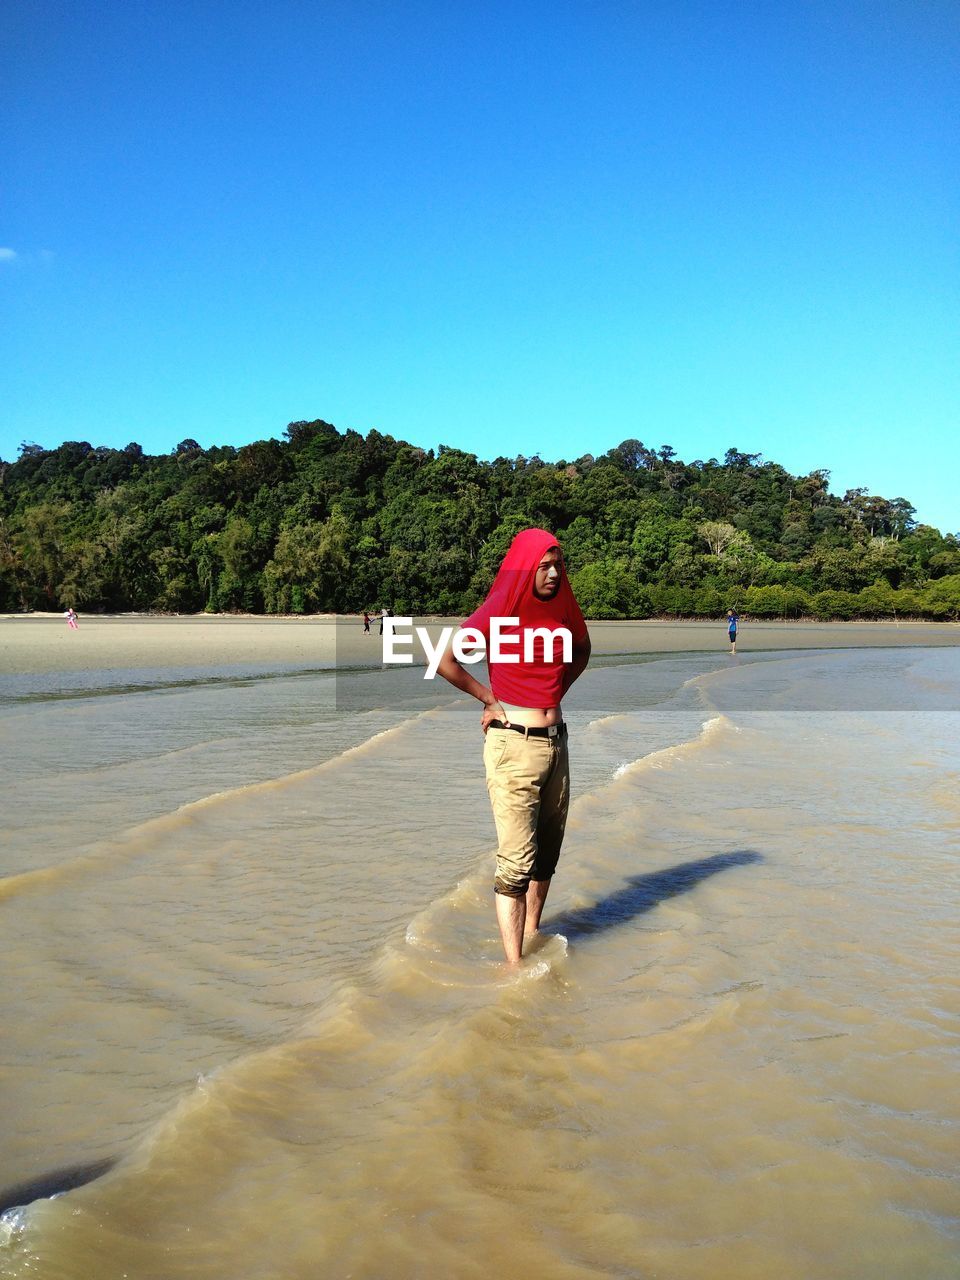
top-left (5, 610), bottom-right (956, 623)
top-left (1, 614), bottom-right (957, 678)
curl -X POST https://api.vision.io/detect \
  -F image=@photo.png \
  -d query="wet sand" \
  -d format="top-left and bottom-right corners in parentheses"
top-left (2, 646), bottom-right (959, 1278)
top-left (1, 613), bottom-right (957, 676)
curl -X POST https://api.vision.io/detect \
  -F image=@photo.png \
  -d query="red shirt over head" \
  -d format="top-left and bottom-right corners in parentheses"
top-left (460, 528), bottom-right (588, 709)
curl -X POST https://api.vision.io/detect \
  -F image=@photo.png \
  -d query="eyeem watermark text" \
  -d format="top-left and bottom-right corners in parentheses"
top-left (383, 617), bottom-right (573, 679)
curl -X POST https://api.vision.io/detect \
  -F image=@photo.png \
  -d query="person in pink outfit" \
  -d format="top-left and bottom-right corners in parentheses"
top-left (437, 528), bottom-right (591, 962)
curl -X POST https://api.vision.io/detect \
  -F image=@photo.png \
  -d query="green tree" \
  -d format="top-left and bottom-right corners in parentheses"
top-left (569, 562), bottom-right (646, 619)
top-left (2, 419), bottom-right (952, 620)
top-left (812, 590), bottom-right (858, 620)
top-left (262, 512), bottom-right (352, 613)
top-left (697, 521), bottom-right (738, 558)
top-left (16, 501), bottom-right (77, 606)
top-left (921, 575), bottom-right (960, 620)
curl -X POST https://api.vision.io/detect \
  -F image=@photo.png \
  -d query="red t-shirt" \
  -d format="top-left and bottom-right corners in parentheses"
top-left (461, 591), bottom-right (588, 709)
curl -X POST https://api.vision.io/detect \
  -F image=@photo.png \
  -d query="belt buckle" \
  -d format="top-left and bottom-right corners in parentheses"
top-left (546, 724), bottom-right (559, 738)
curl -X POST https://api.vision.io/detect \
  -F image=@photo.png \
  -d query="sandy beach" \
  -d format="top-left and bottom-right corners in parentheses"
top-left (2, 617), bottom-right (959, 1278)
top-left (1, 613), bottom-right (957, 676)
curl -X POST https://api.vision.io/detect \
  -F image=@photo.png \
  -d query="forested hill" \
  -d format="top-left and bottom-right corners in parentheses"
top-left (1, 424), bottom-right (957, 619)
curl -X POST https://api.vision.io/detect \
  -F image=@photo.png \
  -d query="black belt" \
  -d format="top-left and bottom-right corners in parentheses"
top-left (487, 720), bottom-right (566, 739)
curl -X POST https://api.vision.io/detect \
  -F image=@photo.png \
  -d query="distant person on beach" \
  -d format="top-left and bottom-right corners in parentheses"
top-left (379, 607), bottom-right (392, 636)
top-left (437, 528), bottom-right (591, 964)
top-left (362, 611), bottom-right (372, 634)
top-left (64, 608), bottom-right (79, 630)
top-left (727, 609), bottom-right (739, 653)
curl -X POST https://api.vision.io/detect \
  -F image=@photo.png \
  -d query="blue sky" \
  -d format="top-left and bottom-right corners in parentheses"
top-left (3, 0), bottom-right (958, 533)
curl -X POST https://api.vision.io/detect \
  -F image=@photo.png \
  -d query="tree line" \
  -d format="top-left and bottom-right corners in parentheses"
top-left (1, 424), bottom-right (958, 620)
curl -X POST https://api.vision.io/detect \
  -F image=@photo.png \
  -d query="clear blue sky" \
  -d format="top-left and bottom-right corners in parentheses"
top-left (3, 0), bottom-right (958, 533)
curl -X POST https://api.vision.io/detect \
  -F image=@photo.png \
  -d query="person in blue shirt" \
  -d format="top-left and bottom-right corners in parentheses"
top-left (726, 609), bottom-right (739, 654)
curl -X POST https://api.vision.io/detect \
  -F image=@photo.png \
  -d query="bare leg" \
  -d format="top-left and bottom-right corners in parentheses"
top-left (524, 878), bottom-right (551, 937)
top-left (495, 892), bottom-right (525, 964)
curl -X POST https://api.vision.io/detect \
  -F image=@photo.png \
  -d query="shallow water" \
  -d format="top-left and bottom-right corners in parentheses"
top-left (1, 647), bottom-right (959, 1278)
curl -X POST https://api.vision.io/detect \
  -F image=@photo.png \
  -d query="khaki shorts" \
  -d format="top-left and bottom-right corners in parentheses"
top-left (483, 726), bottom-right (570, 897)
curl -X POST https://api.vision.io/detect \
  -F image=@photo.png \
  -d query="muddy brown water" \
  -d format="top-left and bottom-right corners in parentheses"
top-left (1, 641), bottom-right (958, 1278)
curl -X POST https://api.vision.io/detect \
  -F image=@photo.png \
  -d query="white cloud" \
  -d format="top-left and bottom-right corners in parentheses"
top-left (0, 248), bottom-right (18, 262)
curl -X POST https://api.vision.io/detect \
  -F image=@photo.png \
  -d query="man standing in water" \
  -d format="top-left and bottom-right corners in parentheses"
top-left (727, 609), bottom-right (739, 653)
top-left (437, 529), bottom-right (591, 963)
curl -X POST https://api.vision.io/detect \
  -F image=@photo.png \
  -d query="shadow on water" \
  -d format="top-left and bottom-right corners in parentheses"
top-left (549, 850), bottom-right (763, 942)
top-left (0, 1158), bottom-right (117, 1216)
top-left (0, 852), bottom-right (761, 1217)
